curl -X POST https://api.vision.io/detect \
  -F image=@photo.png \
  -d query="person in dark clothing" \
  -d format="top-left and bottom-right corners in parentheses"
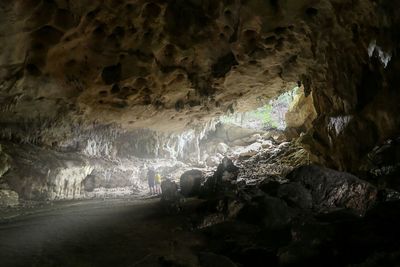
top-left (147, 168), bottom-right (156, 195)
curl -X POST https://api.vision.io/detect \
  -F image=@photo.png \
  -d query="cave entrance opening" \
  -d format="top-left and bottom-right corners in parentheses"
top-left (197, 86), bottom-right (312, 175)
top-left (219, 86), bottom-right (300, 132)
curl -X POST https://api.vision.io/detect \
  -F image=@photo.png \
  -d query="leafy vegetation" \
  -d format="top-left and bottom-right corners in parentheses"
top-left (220, 87), bottom-right (299, 130)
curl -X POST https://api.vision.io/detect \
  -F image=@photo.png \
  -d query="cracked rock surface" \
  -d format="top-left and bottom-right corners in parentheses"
top-left (1, 0), bottom-right (398, 171)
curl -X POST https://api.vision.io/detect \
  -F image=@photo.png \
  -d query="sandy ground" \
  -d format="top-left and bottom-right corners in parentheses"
top-left (0, 198), bottom-right (206, 267)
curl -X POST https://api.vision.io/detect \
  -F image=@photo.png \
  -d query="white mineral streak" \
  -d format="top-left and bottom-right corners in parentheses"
top-left (328, 115), bottom-right (352, 135)
top-left (368, 40), bottom-right (392, 68)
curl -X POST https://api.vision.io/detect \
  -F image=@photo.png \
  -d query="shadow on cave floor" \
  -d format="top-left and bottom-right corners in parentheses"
top-left (0, 198), bottom-right (206, 267)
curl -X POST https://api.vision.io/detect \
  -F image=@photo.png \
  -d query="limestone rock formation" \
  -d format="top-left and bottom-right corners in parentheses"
top-left (0, 0), bottom-right (398, 174)
top-left (287, 165), bottom-right (377, 215)
top-left (302, 1), bottom-right (400, 171)
top-left (2, 142), bottom-right (94, 200)
top-left (0, 189), bottom-right (18, 207)
top-left (0, 0), bottom-right (399, 203)
top-left (285, 87), bottom-right (317, 139)
top-left (237, 140), bottom-right (311, 181)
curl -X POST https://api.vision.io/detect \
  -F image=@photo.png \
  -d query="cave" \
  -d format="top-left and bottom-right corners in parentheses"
top-left (1, 1), bottom-right (400, 267)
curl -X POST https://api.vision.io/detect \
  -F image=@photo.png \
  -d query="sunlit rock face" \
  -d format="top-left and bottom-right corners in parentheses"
top-left (285, 87), bottom-right (317, 139)
top-left (0, 0), bottom-right (399, 180)
top-left (0, 122), bottom-right (217, 201)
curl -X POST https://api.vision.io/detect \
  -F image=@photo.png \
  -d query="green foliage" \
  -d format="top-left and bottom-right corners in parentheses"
top-left (219, 86), bottom-right (300, 130)
top-left (262, 104), bottom-right (278, 128)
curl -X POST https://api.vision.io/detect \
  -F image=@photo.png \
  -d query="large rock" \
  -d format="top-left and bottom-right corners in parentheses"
top-left (161, 179), bottom-right (179, 201)
top-left (215, 124), bottom-right (262, 144)
top-left (180, 170), bottom-right (205, 197)
top-left (82, 174), bottom-right (96, 192)
top-left (236, 142), bottom-right (263, 158)
top-left (285, 88), bottom-right (317, 139)
top-left (206, 156), bottom-right (221, 168)
top-left (216, 143), bottom-right (230, 154)
top-left (239, 195), bottom-right (297, 230)
top-left (277, 182), bottom-right (313, 210)
top-left (287, 165), bottom-right (377, 215)
top-left (237, 140), bottom-right (311, 181)
top-left (0, 189), bottom-right (19, 207)
top-left (201, 158), bottom-right (239, 197)
top-left (360, 137), bottom-right (400, 193)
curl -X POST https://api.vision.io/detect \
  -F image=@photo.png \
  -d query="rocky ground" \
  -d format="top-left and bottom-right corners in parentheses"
top-left (2, 158), bottom-right (400, 267)
top-left (1, 132), bottom-right (400, 267)
top-left (171, 135), bottom-right (400, 267)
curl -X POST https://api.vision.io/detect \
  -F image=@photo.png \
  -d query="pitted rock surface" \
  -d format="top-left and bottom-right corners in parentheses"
top-left (0, 1), bottom-right (400, 171)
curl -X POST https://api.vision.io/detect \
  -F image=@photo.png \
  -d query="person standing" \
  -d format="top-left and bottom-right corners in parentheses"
top-left (155, 172), bottom-right (162, 195)
top-left (147, 168), bottom-right (156, 195)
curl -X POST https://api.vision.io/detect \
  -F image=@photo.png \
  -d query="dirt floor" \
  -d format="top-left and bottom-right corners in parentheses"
top-left (0, 198), bottom-right (207, 267)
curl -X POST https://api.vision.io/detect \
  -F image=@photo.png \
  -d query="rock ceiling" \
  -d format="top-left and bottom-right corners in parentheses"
top-left (1, 0), bottom-right (400, 171)
top-left (1, 0), bottom-right (319, 131)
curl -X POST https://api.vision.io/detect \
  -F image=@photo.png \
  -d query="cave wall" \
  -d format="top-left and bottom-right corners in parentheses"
top-left (302, 0), bottom-right (400, 171)
top-left (285, 86), bottom-right (317, 138)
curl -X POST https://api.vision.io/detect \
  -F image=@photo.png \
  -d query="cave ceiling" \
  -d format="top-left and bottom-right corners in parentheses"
top-left (2, 0), bottom-right (400, 171)
top-left (0, 0), bottom-right (324, 131)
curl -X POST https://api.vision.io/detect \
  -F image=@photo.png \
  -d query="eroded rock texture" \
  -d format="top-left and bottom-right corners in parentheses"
top-left (287, 165), bottom-right (377, 215)
top-left (0, 0), bottom-right (400, 203)
top-left (1, 0), bottom-right (311, 137)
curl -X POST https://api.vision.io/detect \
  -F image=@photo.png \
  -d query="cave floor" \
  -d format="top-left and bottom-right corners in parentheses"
top-left (0, 198), bottom-right (206, 267)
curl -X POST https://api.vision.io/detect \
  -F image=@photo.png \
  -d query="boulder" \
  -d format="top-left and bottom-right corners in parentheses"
top-left (216, 157), bottom-right (239, 182)
top-left (215, 123), bottom-right (261, 143)
top-left (262, 130), bottom-right (287, 143)
top-left (201, 158), bottom-right (239, 197)
top-left (232, 139), bottom-right (249, 147)
top-left (242, 133), bottom-right (262, 144)
top-left (216, 143), bottom-right (230, 154)
top-left (82, 174), bottom-right (96, 192)
top-left (161, 179), bottom-right (179, 201)
top-left (236, 143), bottom-right (263, 158)
top-left (239, 195), bottom-right (297, 229)
top-left (180, 170), bottom-right (205, 197)
top-left (287, 165), bottom-right (377, 215)
top-left (197, 213), bottom-right (226, 229)
top-left (206, 156), bottom-right (220, 167)
top-left (277, 182), bottom-right (313, 210)
top-left (361, 137), bottom-right (400, 192)
top-left (261, 140), bottom-right (273, 149)
top-left (0, 189), bottom-right (19, 207)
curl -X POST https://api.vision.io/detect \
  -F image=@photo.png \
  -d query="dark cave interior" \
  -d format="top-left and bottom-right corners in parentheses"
top-left (1, 0), bottom-right (400, 266)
